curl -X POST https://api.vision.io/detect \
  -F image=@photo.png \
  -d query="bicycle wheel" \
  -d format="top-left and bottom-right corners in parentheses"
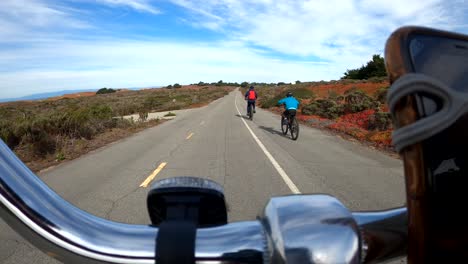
top-left (281, 116), bottom-right (288, 135)
top-left (290, 117), bottom-right (299, 140)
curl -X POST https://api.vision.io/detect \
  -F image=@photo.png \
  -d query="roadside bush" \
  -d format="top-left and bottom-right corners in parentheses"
top-left (302, 98), bottom-right (344, 119)
top-left (260, 94), bottom-right (283, 108)
top-left (368, 112), bottom-right (393, 131)
top-left (0, 121), bottom-right (20, 149)
top-left (15, 118), bottom-right (56, 156)
top-left (344, 89), bottom-right (379, 113)
top-left (327, 90), bottom-right (344, 103)
top-left (29, 130), bottom-right (56, 156)
top-left (96, 88), bottom-right (116, 94)
top-left (144, 96), bottom-right (163, 111)
top-left (288, 88), bottom-right (316, 100)
top-left (374, 87), bottom-right (388, 104)
top-left (88, 104), bottom-right (113, 120)
top-left (139, 111), bottom-right (148, 121)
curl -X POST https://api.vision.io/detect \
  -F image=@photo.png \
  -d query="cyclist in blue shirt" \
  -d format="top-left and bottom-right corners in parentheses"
top-left (278, 91), bottom-right (300, 120)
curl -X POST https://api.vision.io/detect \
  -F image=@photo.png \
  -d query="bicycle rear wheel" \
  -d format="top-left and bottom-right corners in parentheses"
top-left (290, 117), bottom-right (299, 140)
top-left (281, 116), bottom-right (288, 135)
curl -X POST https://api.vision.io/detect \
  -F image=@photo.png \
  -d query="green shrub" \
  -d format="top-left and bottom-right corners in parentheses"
top-left (344, 89), bottom-right (379, 113)
top-left (288, 88), bottom-right (316, 100)
top-left (327, 90), bottom-right (344, 103)
top-left (0, 121), bottom-right (20, 149)
top-left (302, 98), bottom-right (344, 119)
top-left (368, 112), bottom-right (393, 131)
top-left (96, 88), bottom-right (116, 94)
top-left (173, 83), bottom-right (182, 88)
top-left (139, 111), bottom-right (148, 121)
top-left (19, 120), bottom-right (56, 156)
top-left (144, 96), bottom-right (163, 110)
top-left (342, 54), bottom-right (387, 80)
top-left (260, 94), bottom-right (283, 108)
top-left (374, 87), bottom-right (389, 104)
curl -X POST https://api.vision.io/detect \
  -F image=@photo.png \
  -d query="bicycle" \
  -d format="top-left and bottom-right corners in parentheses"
top-left (281, 112), bottom-right (299, 140)
top-left (247, 102), bottom-right (254, 120)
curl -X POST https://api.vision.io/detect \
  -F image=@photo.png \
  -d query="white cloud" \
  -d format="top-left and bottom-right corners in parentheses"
top-left (0, 0), bottom-right (91, 44)
top-left (0, 0), bottom-right (89, 28)
top-left (0, 39), bottom-right (336, 98)
top-left (94, 0), bottom-right (160, 14)
top-left (170, 0), bottom-right (468, 69)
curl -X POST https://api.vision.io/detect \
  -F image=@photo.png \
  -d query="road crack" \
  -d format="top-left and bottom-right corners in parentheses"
top-left (104, 186), bottom-right (141, 220)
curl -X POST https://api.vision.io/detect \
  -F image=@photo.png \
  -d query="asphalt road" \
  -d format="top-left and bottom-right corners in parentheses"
top-left (0, 89), bottom-right (406, 263)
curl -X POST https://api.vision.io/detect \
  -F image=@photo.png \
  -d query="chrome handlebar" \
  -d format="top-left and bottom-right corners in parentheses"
top-left (0, 140), bottom-right (407, 263)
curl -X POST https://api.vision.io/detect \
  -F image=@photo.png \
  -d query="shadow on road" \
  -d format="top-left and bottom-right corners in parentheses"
top-left (258, 125), bottom-right (289, 138)
top-left (235, 114), bottom-right (251, 120)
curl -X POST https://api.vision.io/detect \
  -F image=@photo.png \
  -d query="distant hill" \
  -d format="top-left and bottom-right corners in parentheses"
top-left (0, 89), bottom-right (98, 103)
top-left (0, 87), bottom-right (155, 103)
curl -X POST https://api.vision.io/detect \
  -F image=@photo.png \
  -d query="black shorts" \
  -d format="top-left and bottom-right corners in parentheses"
top-left (283, 109), bottom-right (297, 118)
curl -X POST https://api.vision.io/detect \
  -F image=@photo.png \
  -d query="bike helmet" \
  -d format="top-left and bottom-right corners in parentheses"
top-left (249, 85), bottom-right (254, 90)
top-left (287, 91), bottom-right (293, 97)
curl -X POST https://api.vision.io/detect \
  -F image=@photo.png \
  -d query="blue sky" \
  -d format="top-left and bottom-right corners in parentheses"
top-left (1, 0), bottom-right (467, 98)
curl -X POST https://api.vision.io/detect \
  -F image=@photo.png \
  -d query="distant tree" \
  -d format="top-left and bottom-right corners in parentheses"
top-left (342, 54), bottom-right (387, 80)
top-left (216, 80), bottom-right (223, 86)
top-left (173, 83), bottom-right (182, 88)
top-left (277, 82), bottom-right (286, 86)
top-left (197, 81), bottom-right (206, 86)
top-left (96, 88), bottom-right (116, 94)
top-left (167, 85), bottom-right (173, 89)
top-left (295, 80), bottom-right (301, 84)
top-left (240, 82), bottom-right (249, 88)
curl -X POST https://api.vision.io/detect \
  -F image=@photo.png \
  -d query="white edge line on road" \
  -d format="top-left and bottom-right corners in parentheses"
top-left (186, 132), bottom-right (194, 140)
top-left (234, 94), bottom-right (301, 194)
top-left (140, 162), bottom-right (167, 188)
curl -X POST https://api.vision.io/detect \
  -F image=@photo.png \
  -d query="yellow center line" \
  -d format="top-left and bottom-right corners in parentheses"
top-left (186, 132), bottom-right (194, 140)
top-left (139, 162), bottom-right (167, 188)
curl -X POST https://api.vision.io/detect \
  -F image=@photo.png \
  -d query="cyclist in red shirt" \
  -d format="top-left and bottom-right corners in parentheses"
top-left (244, 86), bottom-right (258, 115)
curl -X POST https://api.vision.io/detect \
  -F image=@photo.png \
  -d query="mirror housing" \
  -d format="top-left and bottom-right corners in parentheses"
top-left (147, 177), bottom-right (227, 227)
